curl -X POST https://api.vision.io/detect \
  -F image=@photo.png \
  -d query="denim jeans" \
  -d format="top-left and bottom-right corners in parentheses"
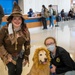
top-left (49, 15), bottom-right (54, 27)
top-left (56, 73), bottom-right (65, 75)
top-left (65, 71), bottom-right (75, 75)
top-left (54, 71), bottom-right (75, 75)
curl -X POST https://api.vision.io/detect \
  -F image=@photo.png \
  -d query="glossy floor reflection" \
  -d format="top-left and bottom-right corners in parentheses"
top-left (0, 20), bottom-right (75, 75)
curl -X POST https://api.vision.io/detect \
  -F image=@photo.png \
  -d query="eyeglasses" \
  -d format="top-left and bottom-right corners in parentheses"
top-left (46, 42), bottom-right (55, 46)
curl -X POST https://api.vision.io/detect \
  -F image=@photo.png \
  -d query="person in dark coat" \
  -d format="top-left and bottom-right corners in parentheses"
top-left (27, 8), bottom-right (34, 17)
top-left (60, 9), bottom-right (65, 20)
top-left (68, 9), bottom-right (73, 18)
top-left (44, 37), bottom-right (75, 75)
top-left (0, 5), bottom-right (4, 28)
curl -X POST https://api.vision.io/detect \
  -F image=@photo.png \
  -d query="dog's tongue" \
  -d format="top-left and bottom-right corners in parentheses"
top-left (43, 62), bottom-right (47, 64)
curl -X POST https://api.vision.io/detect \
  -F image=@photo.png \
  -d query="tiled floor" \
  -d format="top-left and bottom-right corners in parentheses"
top-left (0, 20), bottom-right (75, 75)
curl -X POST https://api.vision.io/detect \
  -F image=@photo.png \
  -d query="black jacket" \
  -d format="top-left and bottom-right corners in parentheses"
top-left (50, 46), bottom-right (75, 74)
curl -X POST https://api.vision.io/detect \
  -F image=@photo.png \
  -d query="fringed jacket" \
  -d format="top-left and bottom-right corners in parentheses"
top-left (0, 24), bottom-right (30, 64)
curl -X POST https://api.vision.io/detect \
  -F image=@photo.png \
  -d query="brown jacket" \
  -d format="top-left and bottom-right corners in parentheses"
top-left (0, 25), bottom-right (30, 64)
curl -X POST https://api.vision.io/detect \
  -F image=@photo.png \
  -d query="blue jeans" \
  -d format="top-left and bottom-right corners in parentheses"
top-left (49, 16), bottom-right (54, 27)
top-left (55, 71), bottom-right (75, 75)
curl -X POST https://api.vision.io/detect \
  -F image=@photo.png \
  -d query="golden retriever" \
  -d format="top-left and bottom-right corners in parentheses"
top-left (27, 47), bottom-right (51, 75)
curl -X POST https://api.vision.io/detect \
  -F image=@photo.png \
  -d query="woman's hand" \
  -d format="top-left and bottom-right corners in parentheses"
top-left (50, 64), bottom-right (56, 73)
top-left (23, 59), bottom-right (29, 67)
top-left (7, 54), bottom-right (12, 62)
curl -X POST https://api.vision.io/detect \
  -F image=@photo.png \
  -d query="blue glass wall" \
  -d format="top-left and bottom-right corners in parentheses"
top-left (0, 0), bottom-right (18, 15)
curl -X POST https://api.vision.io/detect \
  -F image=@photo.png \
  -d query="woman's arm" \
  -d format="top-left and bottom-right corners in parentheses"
top-left (0, 27), bottom-right (16, 65)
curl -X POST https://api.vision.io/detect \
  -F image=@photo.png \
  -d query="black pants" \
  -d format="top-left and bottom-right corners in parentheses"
top-left (7, 58), bottom-right (23, 75)
top-left (41, 17), bottom-right (47, 29)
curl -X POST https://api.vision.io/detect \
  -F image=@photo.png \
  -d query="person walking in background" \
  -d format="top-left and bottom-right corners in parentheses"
top-left (48, 5), bottom-right (54, 28)
top-left (0, 5), bottom-right (4, 28)
top-left (44, 37), bottom-right (75, 75)
top-left (0, 2), bottom-right (30, 75)
top-left (41, 5), bottom-right (48, 30)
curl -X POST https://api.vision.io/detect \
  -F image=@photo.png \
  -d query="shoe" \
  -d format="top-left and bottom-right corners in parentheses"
top-left (49, 25), bottom-right (51, 27)
top-left (42, 28), bottom-right (44, 30)
top-left (44, 28), bottom-right (48, 29)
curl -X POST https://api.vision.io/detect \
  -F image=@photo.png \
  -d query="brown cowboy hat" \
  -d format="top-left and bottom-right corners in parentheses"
top-left (7, 1), bottom-right (24, 21)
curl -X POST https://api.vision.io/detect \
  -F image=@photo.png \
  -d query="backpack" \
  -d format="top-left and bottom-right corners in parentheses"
top-left (53, 9), bottom-right (56, 15)
top-left (44, 8), bottom-right (49, 18)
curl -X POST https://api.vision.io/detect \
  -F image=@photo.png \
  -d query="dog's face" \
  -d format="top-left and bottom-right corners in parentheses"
top-left (38, 50), bottom-right (47, 64)
top-left (33, 47), bottom-right (51, 69)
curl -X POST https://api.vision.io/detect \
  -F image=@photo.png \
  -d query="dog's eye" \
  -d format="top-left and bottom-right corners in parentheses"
top-left (40, 54), bottom-right (42, 56)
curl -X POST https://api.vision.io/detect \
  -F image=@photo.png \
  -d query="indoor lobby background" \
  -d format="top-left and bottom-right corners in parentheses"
top-left (0, 0), bottom-right (75, 75)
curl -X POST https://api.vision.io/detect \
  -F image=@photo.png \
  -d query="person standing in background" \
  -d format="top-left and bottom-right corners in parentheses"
top-left (68, 9), bottom-right (73, 18)
top-left (41, 5), bottom-right (48, 30)
top-left (0, 2), bottom-right (30, 75)
top-left (0, 5), bottom-right (4, 28)
top-left (60, 9), bottom-right (65, 21)
top-left (48, 5), bottom-right (54, 28)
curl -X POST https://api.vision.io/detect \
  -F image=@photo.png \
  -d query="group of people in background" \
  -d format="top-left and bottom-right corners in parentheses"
top-left (41, 4), bottom-right (55, 30)
top-left (27, 4), bottom-right (75, 30)
top-left (56, 8), bottom-right (75, 22)
top-left (27, 4), bottom-right (56, 30)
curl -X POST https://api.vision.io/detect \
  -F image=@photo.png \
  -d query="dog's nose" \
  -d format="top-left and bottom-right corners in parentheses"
top-left (44, 58), bottom-right (47, 62)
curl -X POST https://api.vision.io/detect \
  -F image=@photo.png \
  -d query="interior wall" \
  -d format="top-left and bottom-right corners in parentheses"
top-left (22, 0), bottom-right (71, 14)
top-left (24, 0), bottom-right (51, 14)
top-left (18, 0), bottom-right (24, 14)
top-left (57, 0), bottom-right (71, 13)
top-left (0, 0), bottom-right (71, 15)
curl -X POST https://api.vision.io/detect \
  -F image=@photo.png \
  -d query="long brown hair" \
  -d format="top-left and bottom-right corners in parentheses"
top-left (42, 5), bottom-right (46, 12)
top-left (7, 16), bottom-right (27, 31)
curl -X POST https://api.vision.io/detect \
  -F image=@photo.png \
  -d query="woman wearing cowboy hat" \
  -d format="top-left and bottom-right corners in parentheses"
top-left (0, 2), bottom-right (30, 75)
